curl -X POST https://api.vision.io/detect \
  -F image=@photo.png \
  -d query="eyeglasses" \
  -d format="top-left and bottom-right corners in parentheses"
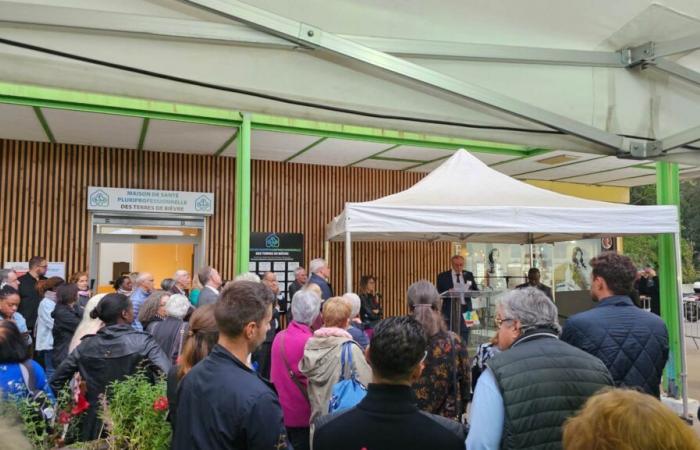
top-left (494, 317), bottom-right (515, 328)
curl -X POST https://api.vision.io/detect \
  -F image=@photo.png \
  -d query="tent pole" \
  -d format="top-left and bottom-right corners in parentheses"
top-left (657, 161), bottom-right (684, 402)
top-left (234, 113), bottom-right (251, 275)
top-left (345, 231), bottom-right (352, 293)
top-left (673, 231), bottom-right (690, 419)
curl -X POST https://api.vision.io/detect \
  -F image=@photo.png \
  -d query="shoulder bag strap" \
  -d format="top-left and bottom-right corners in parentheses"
top-left (19, 360), bottom-right (37, 395)
top-left (176, 323), bottom-right (187, 358)
top-left (342, 340), bottom-right (360, 381)
top-left (280, 332), bottom-right (310, 405)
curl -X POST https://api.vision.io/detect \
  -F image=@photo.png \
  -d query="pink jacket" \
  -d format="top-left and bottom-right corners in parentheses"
top-left (270, 321), bottom-right (314, 427)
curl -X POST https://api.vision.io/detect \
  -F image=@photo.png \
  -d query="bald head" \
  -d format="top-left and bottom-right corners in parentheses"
top-left (174, 269), bottom-right (191, 289)
top-left (262, 272), bottom-right (280, 295)
top-left (137, 272), bottom-right (155, 293)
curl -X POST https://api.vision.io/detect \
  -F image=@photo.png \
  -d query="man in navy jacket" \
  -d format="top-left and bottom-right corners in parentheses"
top-left (308, 258), bottom-right (333, 300)
top-left (561, 252), bottom-right (669, 398)
top-left (173, 281), bottom-right (289, 449)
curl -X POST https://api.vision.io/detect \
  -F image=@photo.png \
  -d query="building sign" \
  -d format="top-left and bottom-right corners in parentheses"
top-left (87, 187), bottom-right (214, 216)
top-left (249, 233), bottom-right (304, 300)
top-left (4, 261), bottom-right (66, 279)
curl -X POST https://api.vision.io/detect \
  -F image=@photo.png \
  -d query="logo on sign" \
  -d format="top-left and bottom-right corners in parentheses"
top-left (265, 234), bottom-right (280, 249)
top-left (194, 195), bottom-right (212, 212)
top-left (89, 189), bottom-right (109, 207)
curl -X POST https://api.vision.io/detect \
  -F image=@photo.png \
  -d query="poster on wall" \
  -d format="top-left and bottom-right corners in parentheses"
top-left (552, 240), bottom-right (600, 292)
top-left (4, 261), bottom-right (66, 279)
top-left (249, 233), bottom-right (304, 303)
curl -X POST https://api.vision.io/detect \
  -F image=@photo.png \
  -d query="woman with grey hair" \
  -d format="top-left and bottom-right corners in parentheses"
top-left (139, 291), bottom-right (171, 333)
top-left (270, 290), bottom-right (322, 450)
top-left (341, 293), bottom-right (369, 350)
top-left (149, 294), bottom-right (190, 364)
top-left (408, 280), bottom-right (471, 421)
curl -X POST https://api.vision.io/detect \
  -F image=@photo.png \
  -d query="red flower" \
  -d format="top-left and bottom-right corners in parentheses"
top-left (58, 410), bottom-right (72, 425)
top-left (71, 394), bottom-right (90, 416)
top-left (153, 396), bottom-right (169, 412)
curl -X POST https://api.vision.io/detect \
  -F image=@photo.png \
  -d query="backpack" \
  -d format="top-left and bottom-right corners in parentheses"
top-left (19, 361), bottom-right (55, 424)
top-left (328, 341), bottom-right (367, 414)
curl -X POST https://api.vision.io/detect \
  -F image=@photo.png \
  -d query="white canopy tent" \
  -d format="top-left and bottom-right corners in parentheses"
top-left (325, 149), bottom-right (688, 413)
top-left (326, 150), bottom-right (678, 244)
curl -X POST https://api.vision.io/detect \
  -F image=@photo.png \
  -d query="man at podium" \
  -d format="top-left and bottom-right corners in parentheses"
top-left (436, 255), bottom-right (478, 343)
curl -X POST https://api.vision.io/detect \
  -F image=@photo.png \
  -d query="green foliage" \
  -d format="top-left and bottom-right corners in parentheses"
top-left (104, 372), bottom-right (171, 450)
top-left (624, 235), bottom-right (697, 283)
top-left (0, 383), bottom-right (79, 450)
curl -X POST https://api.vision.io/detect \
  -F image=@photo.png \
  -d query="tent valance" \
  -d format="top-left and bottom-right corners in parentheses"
top-left (326, 150), bottom-right (678, 243)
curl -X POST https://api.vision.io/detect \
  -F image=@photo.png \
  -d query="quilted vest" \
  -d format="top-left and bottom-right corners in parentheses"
top-left (488, 329), bottom-right (613, 450)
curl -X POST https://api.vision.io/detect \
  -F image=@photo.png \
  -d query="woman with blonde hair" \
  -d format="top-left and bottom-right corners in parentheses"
top-left (408, 280), bottom-right (470, 420)
top-left (563, 389), bottom-right (700, 450)
top-left (69, 294), bottom-right (106, 353)
top-left (300, 297), bottom-right (372, 426)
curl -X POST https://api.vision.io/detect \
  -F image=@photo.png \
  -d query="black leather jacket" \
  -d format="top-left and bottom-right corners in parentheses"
top-left (50, 324), bottom-right (171, 441)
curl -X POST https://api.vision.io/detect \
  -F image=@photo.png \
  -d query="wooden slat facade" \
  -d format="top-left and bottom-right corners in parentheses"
top-left (251, 160), bottom-right (451, 317)
top-left (1, 139), bottom-right (450, 317)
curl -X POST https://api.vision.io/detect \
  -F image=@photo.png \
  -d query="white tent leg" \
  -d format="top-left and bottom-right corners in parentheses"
top-left (345, 231), bottom-right (352, 293)
top-left (673, 232), bottom-right (689, 419)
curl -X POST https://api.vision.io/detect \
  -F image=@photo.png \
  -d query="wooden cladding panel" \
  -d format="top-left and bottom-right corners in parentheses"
top-left (0, 139), bottom-right (236, 280)
top-left (251, 160), bottom-right (451, 317)
top-left (1, 139), bottom-right (451, 317)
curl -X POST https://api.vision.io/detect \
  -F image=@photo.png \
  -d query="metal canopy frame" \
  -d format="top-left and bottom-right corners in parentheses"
top-left (5, 1), bottom-right (700, 159)
top-left (180, 0), bottom-right (625, 152)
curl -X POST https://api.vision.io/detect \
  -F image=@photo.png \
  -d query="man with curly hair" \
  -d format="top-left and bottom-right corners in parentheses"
top-left (561, 252), bottom-right (669, 398)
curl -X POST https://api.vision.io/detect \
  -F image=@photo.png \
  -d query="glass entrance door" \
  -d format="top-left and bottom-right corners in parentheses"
top-left (89, 215), bottom-right (206, 293)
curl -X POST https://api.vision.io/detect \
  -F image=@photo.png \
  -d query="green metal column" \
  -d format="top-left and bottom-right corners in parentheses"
top-left (235, 114), bottom-right (252, 275)
top-left (656, 161), bottom-right (682, 395)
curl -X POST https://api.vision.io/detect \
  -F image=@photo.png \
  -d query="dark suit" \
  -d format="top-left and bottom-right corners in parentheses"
top-left (309, 273), bottom-right (333, 300)
top-left (197, 286), bottom-right (219, 307)
top-left (515, 282), bottom-right (553, 300)
top-left (436, 270), bottom-right (478, 344)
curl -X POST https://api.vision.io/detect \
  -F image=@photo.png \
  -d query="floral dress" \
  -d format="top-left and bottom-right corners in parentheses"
top-left (411, 330), bottom-right (470, 419)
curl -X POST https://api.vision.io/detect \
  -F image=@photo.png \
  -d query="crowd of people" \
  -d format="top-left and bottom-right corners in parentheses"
top-left (0, 252), bottom-right (698, 449)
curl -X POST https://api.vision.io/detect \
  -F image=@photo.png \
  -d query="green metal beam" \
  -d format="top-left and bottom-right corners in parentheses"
top-left (371, 156), bottom-right (425, 163)
top-left (656, 161), bottom-right (683, 396)
top-left (403, 155), bottom-right (451, 171)
top-left (284, 137), bottom-right (327, 163)
top-left (552, 159), bottom-right (642, 182)
top-left (513, 154), bottom-right (608, 178)
top-left (0, 82), bottom-right (554, 160)
top-left (251, 114), bottom-right (536, 156)
top-left (137, 118), bottom-right (150, 151)
top-left (0, 82), bottom-right (243, 127)
top-left (489, 148), bottom-right (551, 167)
top-left (347, 144), bottom-right (401, 166)
top-left (32, 107), bottom-right (55, 143)
top-left (214, 128), bottom-right (239, 156)
top-left (234, 114), bottom-right (252, 275)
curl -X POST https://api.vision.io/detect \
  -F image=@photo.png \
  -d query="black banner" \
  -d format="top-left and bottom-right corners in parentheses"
top-left (249, 232), bottom-right (304, 297)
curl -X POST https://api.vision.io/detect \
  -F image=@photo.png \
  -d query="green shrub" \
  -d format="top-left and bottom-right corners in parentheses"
top-left (103, 372), bottom-right (171, 450)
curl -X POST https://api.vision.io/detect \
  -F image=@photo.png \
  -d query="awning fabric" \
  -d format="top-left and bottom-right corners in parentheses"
top-left (326, 150), bottom-right (679, 243)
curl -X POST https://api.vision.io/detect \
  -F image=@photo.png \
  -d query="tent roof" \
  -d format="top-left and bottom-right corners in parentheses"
top-left (2, 1), bottom-right (700, 165)
top-left (325, 150), bottom-right (679, 243)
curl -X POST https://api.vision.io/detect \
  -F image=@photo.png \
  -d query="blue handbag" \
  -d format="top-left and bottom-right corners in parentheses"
top-left (328, 341), bottom-right (367, 413)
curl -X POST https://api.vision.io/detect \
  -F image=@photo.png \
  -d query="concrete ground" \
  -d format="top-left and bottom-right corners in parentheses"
top-left (685, 337), bottom-right (700, 435)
